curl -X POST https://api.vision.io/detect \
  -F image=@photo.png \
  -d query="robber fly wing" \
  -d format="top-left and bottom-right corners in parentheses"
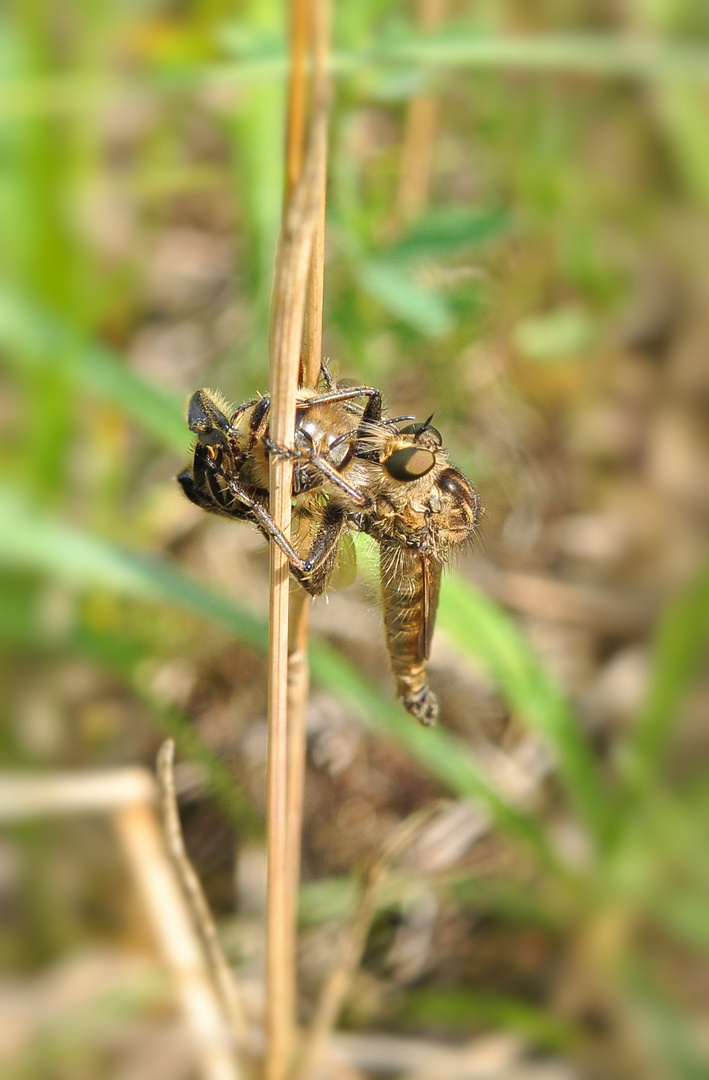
top-left (330, 530), bottom-right (358, 591)
top-left (419, 553), bottom-right (442, 662)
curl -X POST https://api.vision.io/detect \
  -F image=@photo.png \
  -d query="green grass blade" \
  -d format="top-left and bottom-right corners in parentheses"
top-left (438, 574), bottom-right (608, 843)
top-left (384, 207), bottom-right (507, 261)
top-left (2, 33), bottom-right (708, 125)
top-left (0, 289), bottom-right (186, 451)
top-left (401, 988), bottom-right (572, 1049)
top-left (218, 29), bottom-right (709, 83)
top-left (628, 560), bottom-right (709, 787)
top-left (621, 962), bottom-right (709, 1080)
top-left (0, 488), bottom-right (268, 648)
top-left (379, 30), bottom-right (709, 83)
top-left (356, 259), bottom-right (453, 338)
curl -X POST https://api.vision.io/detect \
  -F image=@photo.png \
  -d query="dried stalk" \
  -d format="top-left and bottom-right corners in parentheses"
top-left (114, 801), bottom-right (239, 1080)
top-left (0, 767), bottom-right (155, 820)
top-left (281, 0), bottom-right (314, 1059)
top-left (303, 0), bottom-right (330, 387)
top-left (283, 581), bottom-right (310, 1060)
top-left (156, 739), bottom-right (251, 1059)
top-left (293, 805), bottom-right (442, 1080)
top-left (0, 766), bottom-right (238, 1079)
top-left (283, 1), bottom-right (332, 1067)
top-left (281, 1), bottom-right (312, 1059)
top-left (388, 0), bottom-right (448, 234)
top-left (284, 0), bottom-right (312, 210)
top-left (265, 73), bottom-right (328, 1080)
top-left (328, 1031), bottom-right (524, 1079)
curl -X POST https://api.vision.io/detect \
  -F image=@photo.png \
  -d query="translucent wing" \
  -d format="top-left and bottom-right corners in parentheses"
top-left (330, 529), bottom-right (357, 591)
top-left (418, 553), bottom-right (442, 663)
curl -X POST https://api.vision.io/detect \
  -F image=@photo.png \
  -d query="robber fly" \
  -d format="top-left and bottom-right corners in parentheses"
top-left (178, 365), bottom-right (479, 725)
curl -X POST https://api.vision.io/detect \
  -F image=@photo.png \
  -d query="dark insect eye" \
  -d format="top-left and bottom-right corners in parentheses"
top-left (384, 446), bottom-right (436, 481)
top-left (400, 422), bottom-right (443, 447)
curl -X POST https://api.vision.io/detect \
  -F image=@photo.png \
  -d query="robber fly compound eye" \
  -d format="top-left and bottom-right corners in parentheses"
top-left (384, 446), bottom-right (436, 481)
top-left (399, 422), bottom-right (443, 447)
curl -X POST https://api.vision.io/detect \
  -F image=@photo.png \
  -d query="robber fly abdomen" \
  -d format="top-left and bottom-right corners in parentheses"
top-left (378, 545), bottom-right (443, 725)
top-left (178, 365), bottom-right (480, 725)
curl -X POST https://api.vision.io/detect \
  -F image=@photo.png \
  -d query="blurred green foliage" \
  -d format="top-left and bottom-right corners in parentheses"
top-left (1, 1), bottom-right (708, 1076)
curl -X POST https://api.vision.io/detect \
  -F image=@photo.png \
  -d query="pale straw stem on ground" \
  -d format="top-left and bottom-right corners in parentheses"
top-left (114, 800), bottom-right (240, 1080)
top-left (0, 766), bottom-right (239, 1079)
top-left (156, 740), bottom-right (251, 1061)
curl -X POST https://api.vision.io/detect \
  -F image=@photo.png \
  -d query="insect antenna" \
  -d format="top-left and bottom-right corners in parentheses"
top-left (414, 413), bottom-right (438, 438)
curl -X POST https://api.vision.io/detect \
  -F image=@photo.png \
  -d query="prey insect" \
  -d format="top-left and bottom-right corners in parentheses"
top-left (178, 365), bottom-right (479, 725)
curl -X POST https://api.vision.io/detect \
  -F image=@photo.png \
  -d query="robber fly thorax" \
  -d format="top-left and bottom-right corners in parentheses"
top-left (178, 365), bottom-right (479, 726)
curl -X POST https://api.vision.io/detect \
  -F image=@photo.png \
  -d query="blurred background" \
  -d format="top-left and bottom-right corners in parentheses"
top-left (1, 1), bottom-right (708, 1078)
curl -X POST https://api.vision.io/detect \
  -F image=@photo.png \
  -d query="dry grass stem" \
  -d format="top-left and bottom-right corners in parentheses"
top-left (283, 3), bottom-right (332, 1068)
top-left (157, 739), bottom-right (251, 1059)
top-left (266, 66), bottom-right (328, 1080)
top-left (294, 805), bottom-right (442, 1080)
top-left (283, 0), bottom-right (317, 1056)
top-left (0, 767), bottom-right (156, 820)
top-left (276, 0), bottom-right (312, 1060)
top-left (114, 802), bottom-right (239, 1080)
top-left (284, 0), bottom-right (311, 209)
top-left (283, 581), bottom-right (311, 1046)
top-left (0, 767), bottom-right (238, 1078)
top-left (328, 1031), bottom-right (530, 1080)
top-left (388, 0), bottom-right (447, 234)
top-left (316, 1050), bottom-right (369, 1080)
top-left (303, 0), bottom-right (330, 387)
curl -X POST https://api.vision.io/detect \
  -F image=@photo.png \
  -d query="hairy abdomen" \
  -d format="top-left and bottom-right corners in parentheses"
top-left (379, 544), bottom-right (441, 726)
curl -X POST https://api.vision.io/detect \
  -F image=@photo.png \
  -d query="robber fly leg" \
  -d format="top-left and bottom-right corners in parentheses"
top-left (246, 493), bottom-right (347, 597)
top-left (301, 385), bottom-right (383, 422)
top-left (308, 454), bottom-right (372, 507)
top-left (319, 360), bottom-right (336, 390)
top-left (261, 434), bottom-right (305, 461)
top-left (262, 433), bottom-right (372, 508)
top-left (201, 457), bottom-right (344, 597)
